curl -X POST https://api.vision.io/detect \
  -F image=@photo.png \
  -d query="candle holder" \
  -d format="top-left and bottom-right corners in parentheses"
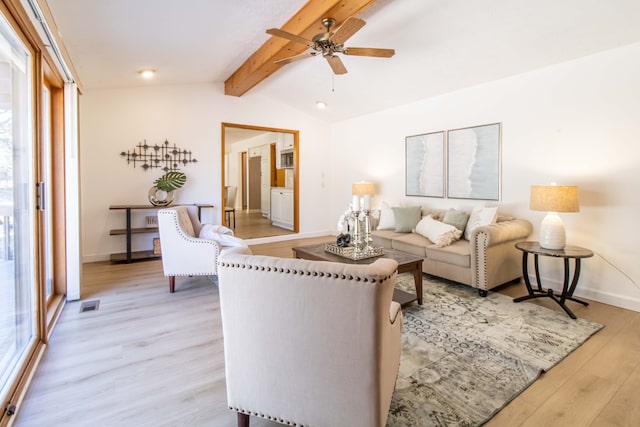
top-left (349, 209), bottom-right (374, 254)
top-left (363, 209), bottom-right (372, 248)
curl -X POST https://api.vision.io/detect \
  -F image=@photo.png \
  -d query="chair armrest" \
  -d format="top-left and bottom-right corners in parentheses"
top-left (470, 219), bottom-right (532, 291)
top-left (160, 233), bottom-right (222, 276)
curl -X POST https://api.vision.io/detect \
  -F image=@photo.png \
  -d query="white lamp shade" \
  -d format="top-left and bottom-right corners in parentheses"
top-left (539, 212), bottom-right (566, 250)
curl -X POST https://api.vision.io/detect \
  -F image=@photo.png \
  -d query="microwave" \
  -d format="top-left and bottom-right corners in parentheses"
top-left (281, 150), bottom-right (294, 168)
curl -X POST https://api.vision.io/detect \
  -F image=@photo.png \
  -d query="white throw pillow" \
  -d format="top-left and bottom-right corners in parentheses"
top-left (463, 206), bottom-right (498, 240)
top-left (199, 224), bottom-right (247, 248)
top-left (377, 201), bottom-right (399, 230)
top-left (415, 215), bottom-right (463, 247)
top-left (199, 224), bottom-right (234, 238)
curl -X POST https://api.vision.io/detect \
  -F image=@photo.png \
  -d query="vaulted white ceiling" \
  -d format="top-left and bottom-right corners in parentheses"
top-left (46, 0), bottom-right (640, 122)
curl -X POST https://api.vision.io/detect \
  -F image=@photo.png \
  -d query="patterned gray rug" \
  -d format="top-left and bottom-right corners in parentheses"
top-left (387, 274), bottom-right (603, 426)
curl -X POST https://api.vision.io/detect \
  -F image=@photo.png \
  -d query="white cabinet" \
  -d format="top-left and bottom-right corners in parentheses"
top-left (282, 133), bottom-right (294, 149)
top-left (275, 133), bottom-right (294, 169)
top-left (271, 188), bottom-right (294, 230)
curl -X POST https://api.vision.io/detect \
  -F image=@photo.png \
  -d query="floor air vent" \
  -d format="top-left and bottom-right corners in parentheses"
top-left (79, 300), bottom-right (100, 313)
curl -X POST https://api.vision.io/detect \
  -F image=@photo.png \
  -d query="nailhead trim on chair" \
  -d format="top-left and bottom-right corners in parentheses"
top-left (218, 261), bottom-right (395, 284)
top-left (230, 406), bottom-right (304, 426)
top-left (159, 209), bottom-right (221, 277)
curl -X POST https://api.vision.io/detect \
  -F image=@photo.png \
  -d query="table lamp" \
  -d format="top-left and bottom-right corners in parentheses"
top-left (529, 185), bottom-right (580, 250)
top-left (352, 182), bottom-right (375, 211)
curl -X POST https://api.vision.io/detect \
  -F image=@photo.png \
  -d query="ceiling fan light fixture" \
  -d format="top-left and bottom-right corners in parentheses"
top-left (267, 17), bottom-right (394, 76)
top-left (138, 69), bottom-right (155, 79)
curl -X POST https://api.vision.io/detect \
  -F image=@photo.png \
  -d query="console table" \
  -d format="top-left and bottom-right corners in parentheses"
top-left (513, 241), bottom-right (593, 319)
top-left (109, 204), bottom-right (213, 263)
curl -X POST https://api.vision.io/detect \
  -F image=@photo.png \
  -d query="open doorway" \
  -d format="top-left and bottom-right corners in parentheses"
top-left (222, 123), bottom-right (299, 239)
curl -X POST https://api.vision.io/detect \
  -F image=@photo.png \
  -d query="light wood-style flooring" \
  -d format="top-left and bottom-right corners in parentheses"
top-left (230, 211), bottom-right (296, 240)
top-left (12, 236), bottom-right (640, 426)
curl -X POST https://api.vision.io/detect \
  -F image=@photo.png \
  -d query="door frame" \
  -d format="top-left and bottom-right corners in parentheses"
top-left (220, 122), bottom-right (299, 232)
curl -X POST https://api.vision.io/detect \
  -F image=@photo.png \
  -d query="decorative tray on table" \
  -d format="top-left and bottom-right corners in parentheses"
top-left (324, 243), bottom-right (384, 260)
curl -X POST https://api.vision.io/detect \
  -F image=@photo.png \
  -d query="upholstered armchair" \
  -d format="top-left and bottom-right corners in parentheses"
top-left (217, 247), bottom-right (403, 427)
top-left (157, 207), bottom-right (250, 293)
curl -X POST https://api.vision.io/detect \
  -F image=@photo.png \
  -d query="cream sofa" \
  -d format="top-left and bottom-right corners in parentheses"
top-left (371, 207), bottom-right (532, 296)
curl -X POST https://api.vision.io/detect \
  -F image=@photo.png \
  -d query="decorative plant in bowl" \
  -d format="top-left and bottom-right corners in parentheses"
top-left (148, 171), bottom-right (187, 206)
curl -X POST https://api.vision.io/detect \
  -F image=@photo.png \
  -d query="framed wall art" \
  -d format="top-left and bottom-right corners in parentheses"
top-left (405, 131), bottom-right (445, 197)
top-left (447, 123), bottom-right (501, 201)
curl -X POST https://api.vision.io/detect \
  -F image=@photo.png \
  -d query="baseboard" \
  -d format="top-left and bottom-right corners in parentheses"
top-left (83, 253), bottom-right (110, 263)
top-left (246, 230), bottom-right (333, 246)
top-left (574, 287), bottom-right (640, 313)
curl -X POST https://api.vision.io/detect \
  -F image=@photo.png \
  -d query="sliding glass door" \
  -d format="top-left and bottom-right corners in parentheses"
top-left (0, 12), bottom-right (36, 409)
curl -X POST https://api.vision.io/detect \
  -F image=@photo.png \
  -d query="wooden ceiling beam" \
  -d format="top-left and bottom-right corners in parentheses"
top-left (224, 0), bottom-right (376, 97)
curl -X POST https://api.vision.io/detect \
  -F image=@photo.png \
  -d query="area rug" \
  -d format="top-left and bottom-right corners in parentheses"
top-left (387, 274), bottom-right (603, 426)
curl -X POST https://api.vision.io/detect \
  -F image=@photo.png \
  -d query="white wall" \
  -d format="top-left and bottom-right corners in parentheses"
top-left (80, 83), bottom-right (332, 262)
top-left (329, 42), bottom-right (640, 311)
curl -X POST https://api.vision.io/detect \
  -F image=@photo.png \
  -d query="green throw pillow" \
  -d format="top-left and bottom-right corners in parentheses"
top-left (392, 206), bottom-right (422, 232)
top-left (442, 209), bottom-right (470, 233)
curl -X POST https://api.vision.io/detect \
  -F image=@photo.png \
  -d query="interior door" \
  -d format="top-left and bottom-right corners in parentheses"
top-left (248, 156), bottom-right (261, 212)
top-left (241, 151), bottom-right (247, 210)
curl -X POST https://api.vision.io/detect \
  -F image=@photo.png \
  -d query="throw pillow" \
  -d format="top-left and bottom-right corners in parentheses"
top-left (442, 208), bottom-right (470, 233)
top-left (391, 205), bottom-right (422, 233)
top-left (464, 206), bottom-right (498, 240)
top-left (199, 224), bottom-right (235, 239)
top-left (377, 201), bottom-right (399, 230)
top-left (199, 225), bottom-right (248, 248)
top-left (415, 215), bottom-right (463, 247)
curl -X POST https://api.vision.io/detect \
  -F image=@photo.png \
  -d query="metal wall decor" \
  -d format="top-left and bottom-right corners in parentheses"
top-left (120, 139), bottom-right (197, 171)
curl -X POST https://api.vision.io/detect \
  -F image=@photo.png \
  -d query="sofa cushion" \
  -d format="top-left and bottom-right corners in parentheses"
top-left (391, 233), bottom-right (430, 257)
top-left (392, 205), bottom-right (422, 232)
top-left (442, 208), bottom-right (470, 232)
top-left (371, 229), bottom-right (405, 249)
top-left (425, 240), bottom-right (471, 268)
top-left (377, 201), bottom-right (399, 230)
top-left (464, 206), bottom-right (498, 240)
top-left (415, 215), bottom-right (462, 248)
top-left (176, 208), bottom-right (196, 237)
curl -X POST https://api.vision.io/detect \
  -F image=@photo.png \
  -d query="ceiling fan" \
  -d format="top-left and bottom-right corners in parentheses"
top-left (266, 17), bottom-right (395, 75)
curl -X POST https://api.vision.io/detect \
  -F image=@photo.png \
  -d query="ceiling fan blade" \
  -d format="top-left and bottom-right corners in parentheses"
top-left (330, 17), bottom-right (366, 45)
top-left (266, 28), bottom-right (312, 46)
top-left (326, 55), bottom-right (347, 75)
top-left (344, 47), bottom-right (395, 58)
top-left (275, 52), bottom-right (317, 65)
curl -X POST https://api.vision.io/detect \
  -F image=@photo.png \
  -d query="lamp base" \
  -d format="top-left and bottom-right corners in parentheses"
top-left (539, 212), bottom-right (566, 250)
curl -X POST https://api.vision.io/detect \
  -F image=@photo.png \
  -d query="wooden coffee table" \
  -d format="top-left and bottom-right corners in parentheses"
top-left (291, 243), bottom-right (423, 307)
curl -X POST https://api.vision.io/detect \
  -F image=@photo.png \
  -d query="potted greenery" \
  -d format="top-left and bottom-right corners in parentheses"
top-left (148, 171), bottom-right (187, 206)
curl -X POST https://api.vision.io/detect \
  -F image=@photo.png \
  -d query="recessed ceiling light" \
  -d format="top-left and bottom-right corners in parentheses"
top-left (316, 101), bottom-right (327, 109)
top-left (139, 70), bottom-right (155, 79)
